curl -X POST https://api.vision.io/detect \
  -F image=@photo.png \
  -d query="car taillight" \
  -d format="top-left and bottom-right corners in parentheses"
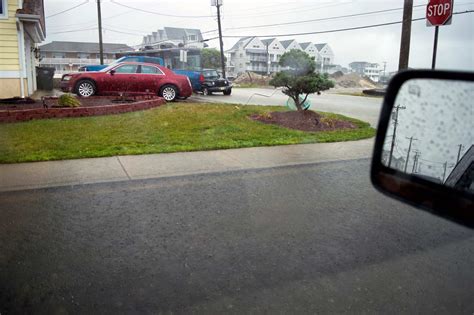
top-left (199, 74), bottom-right (205, 82)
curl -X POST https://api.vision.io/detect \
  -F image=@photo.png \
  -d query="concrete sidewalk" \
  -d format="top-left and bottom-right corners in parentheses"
top-left (0, 139), bottom-right (374, 192)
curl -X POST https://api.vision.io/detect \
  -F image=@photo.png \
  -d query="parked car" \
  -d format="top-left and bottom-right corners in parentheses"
top-left (60, 62), bottom-right (192, 101)
top-left (173, 69), bottom-right (232, 95)
top-left (78, 56), bottom-right (165, 72)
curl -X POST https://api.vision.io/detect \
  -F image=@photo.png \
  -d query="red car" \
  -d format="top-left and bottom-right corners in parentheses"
top-left (60, 62), bottom-right (193, 101)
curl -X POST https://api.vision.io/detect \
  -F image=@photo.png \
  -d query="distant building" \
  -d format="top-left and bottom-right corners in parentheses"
top-left (349, 61), bottom-right (382, 82)
top-left (140, 27), bottom-right (205, 50)
top-left (39, 41), bottom-right (133, 75)
top-left (226, 37), bottom-right (335, 76)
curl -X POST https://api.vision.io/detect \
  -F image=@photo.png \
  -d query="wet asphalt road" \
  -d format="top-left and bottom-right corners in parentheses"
top-left (1, 159), bottom-right (473, 314)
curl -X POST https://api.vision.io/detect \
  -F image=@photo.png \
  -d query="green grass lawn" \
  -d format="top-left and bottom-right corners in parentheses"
top-left (0, 103), bottom-right (375, 163)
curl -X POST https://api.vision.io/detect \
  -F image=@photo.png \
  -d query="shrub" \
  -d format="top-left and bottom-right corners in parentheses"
top-left (58, 93), bottom-right (81, 107)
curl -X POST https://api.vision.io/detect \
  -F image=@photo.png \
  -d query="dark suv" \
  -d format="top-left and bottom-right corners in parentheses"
top-left (198, 69), bottom-right (232, 95)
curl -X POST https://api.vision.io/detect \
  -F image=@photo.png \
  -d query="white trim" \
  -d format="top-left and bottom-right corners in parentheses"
top-left (17, 19), bottom-right (26, 97)
top-left (0, 71), bottom-right (21, 78)
top-left (0, 0), bottom-right (9, 20)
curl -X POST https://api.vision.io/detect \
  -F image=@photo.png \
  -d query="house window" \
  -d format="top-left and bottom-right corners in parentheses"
top-left (253, 45), bottom-right (259, 48)
top-left (188, 35), bottom-right (197, 41)
top-left (0, 0), bottom-right (8, 19)
top-left (78, 53), bottom-right (90, 59)
top-left (240, 53), bottom-right (243, 57)
top-left (52, 53), bottom-right (65, 59)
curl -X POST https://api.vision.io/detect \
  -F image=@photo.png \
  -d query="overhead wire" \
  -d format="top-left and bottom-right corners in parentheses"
top-left (109, 0), bottom-right (215, 18)
top-left (46, 0), bottom-right (89, 19)
top-left (213, 10), bottom-right (474, 39)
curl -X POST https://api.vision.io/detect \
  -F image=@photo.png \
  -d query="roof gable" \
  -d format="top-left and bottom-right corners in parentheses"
top-left (280, 40), bottom-right (295, 49)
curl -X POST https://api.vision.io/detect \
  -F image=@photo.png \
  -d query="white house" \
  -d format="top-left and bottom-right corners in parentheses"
top-left (300, 42), bottom-right (321, 61)
top-left (314, 43), bottom-right (334, 65)
top-left (226, 37), bottom-right (335, 76)
top-left (141, 27), bottom-right (205, 50)
top-left (261, 38), bottom-right (285, 73)
top-left (280, 39), bottom-right (302, 52)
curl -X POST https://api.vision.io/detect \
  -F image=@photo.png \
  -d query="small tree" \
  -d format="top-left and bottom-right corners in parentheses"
top-left (201, 48), bottom-right (226, 69)
top-left (270, 49), bottom-right (334, 111)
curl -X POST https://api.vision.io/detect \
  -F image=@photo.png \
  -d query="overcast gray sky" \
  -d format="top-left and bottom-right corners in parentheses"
top-left (44, 0), bottom-right (474, 72)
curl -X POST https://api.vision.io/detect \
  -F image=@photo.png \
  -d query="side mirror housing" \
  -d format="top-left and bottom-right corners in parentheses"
top-left (371, 70), bottom-right (473, 227)
top-left (110, 69), bottom-right (116, 76)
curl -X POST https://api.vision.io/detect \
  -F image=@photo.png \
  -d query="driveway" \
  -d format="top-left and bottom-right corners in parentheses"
top-left (192, 88), bottom-right (383, 126)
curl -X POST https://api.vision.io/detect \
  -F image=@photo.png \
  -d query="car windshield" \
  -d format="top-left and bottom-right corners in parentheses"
top-left (0, 0), bottom-right (473, 313)
top-left (202, 70), bottom-right (219, 79)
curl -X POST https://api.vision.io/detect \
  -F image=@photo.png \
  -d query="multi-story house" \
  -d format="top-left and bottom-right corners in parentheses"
top-left (39, 41), bottom-right (133, 75)
top-left (0, 0), bottom-right (46, 98)
top-left (300, 42), bottom-right (321, 61)
top-left (226, 37), bottom-right (335, 76)
top-left (315, 43), bottom-right (334, 66)
top-left (349, 61), bottom-right (382, 82)
top-left (141, 27), bottom-right (204, 50)
top-left (280, 39), bottom-right (302, 52)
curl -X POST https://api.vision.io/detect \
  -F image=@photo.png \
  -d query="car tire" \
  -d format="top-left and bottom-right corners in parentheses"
top-left (223, 89), bottom-right (232, 96)
top-left (159, 84), bottom-right (178, 102)
top-left (75, 79), bottom-right (96, 97)
top-left (202, 88), bottom-right (212, 96)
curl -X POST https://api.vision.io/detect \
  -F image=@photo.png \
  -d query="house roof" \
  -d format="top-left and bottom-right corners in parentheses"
top-left (163, 27), bottom-right (203, 41)
top-left (300, 42), bottom-right (312, 50)
top-left (261, 38), bottom-right (276, 45)
top-left (39, 41), bottom-right (134, 53)
top-left (280, 40), bottom-right (296, 49)
top-left (16, 0), bottom-right (46, 36)
top-left (314, 43), bottom-right (327, 51)
top-left (228, 37), bottom-right (254, 51)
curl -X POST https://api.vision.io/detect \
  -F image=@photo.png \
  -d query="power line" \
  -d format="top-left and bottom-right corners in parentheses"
top-left (217, 10), bottom-right (474, 39)
top-left (223, 2), bottom-right (351, 18)
top-left (223, 4), bottom-right (429, 31)
top-left (49, 27), bottom-right (97, 35)
top-left (46, 0), bottom-right (89, 19)
top-left (110, 0), bottom-right (215, 18)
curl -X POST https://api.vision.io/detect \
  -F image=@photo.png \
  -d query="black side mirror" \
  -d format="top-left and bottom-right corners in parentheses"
top-left (371, 70), bottom-right (473, 228)
top-left (110, 69), bottom-right (116, 76)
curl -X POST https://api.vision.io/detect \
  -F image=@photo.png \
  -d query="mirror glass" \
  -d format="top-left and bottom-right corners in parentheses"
top-left (382, 78), bottom-right (473, 193)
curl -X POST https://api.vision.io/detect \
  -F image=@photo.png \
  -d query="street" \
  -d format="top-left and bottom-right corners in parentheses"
top-left (192, 88), bottom-right (383, 126)
top-left (1, 159), bottom-right (473, 313)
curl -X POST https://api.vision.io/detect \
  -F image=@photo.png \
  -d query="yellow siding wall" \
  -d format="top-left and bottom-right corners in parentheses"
top-left (0, 0), bottom-right (20, 71)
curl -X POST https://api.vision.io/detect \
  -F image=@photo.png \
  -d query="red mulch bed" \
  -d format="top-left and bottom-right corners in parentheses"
top-left (0, 97), bottom-right (140, 111)
top-left (250, 110), bottom-right (357, 132)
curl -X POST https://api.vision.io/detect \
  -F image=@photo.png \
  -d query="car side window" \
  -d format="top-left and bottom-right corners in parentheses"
top-left (114, 65), bottom-right (138, 74)
top-left (141, 66), bottom-right (163, 75)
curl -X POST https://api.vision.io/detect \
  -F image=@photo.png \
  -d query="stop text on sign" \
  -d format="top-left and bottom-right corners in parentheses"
top-left (427, 2), bottom-right (451, 17)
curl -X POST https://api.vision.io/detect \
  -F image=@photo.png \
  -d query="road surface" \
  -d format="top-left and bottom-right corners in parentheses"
top-left (1, 159), bottom-right (473, 313)
top-left (192, 88), bottom-right (383, 126)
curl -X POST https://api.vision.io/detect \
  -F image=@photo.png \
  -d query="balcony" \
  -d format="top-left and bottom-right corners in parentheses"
top-left (40, 58), bottom-right (116, 66)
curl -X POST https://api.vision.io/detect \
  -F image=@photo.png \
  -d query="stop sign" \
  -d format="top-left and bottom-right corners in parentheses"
top-left (426, 0), bottom-right (453, 26)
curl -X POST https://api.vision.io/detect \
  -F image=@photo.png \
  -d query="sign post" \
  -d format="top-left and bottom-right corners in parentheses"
top-left (426, 0), bottom-right (453, 69)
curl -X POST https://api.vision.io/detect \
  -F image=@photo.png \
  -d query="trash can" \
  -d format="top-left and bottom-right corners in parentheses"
top-left (36, 67), bottom-right (55, 90)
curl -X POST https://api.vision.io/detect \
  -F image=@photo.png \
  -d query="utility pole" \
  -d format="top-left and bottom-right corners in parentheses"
top-left (97, 0), bottom-right (104, 65)
top-left (442, 161), bottom-right (448, 182)
top-left (266, 42), bottom-right (270, 76)
top-left (215, 0), bottom-right (226, 78)
top-left (456, 144), bottom-right (464, 163)
top-left (404, 136), bottom-right (417, 173)
top-left (398, 0), bottom-right (413, 70)
top-left (412, 151), bottom-right (420, 173)
top-left (388, 105), bottom-right (406, 168)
